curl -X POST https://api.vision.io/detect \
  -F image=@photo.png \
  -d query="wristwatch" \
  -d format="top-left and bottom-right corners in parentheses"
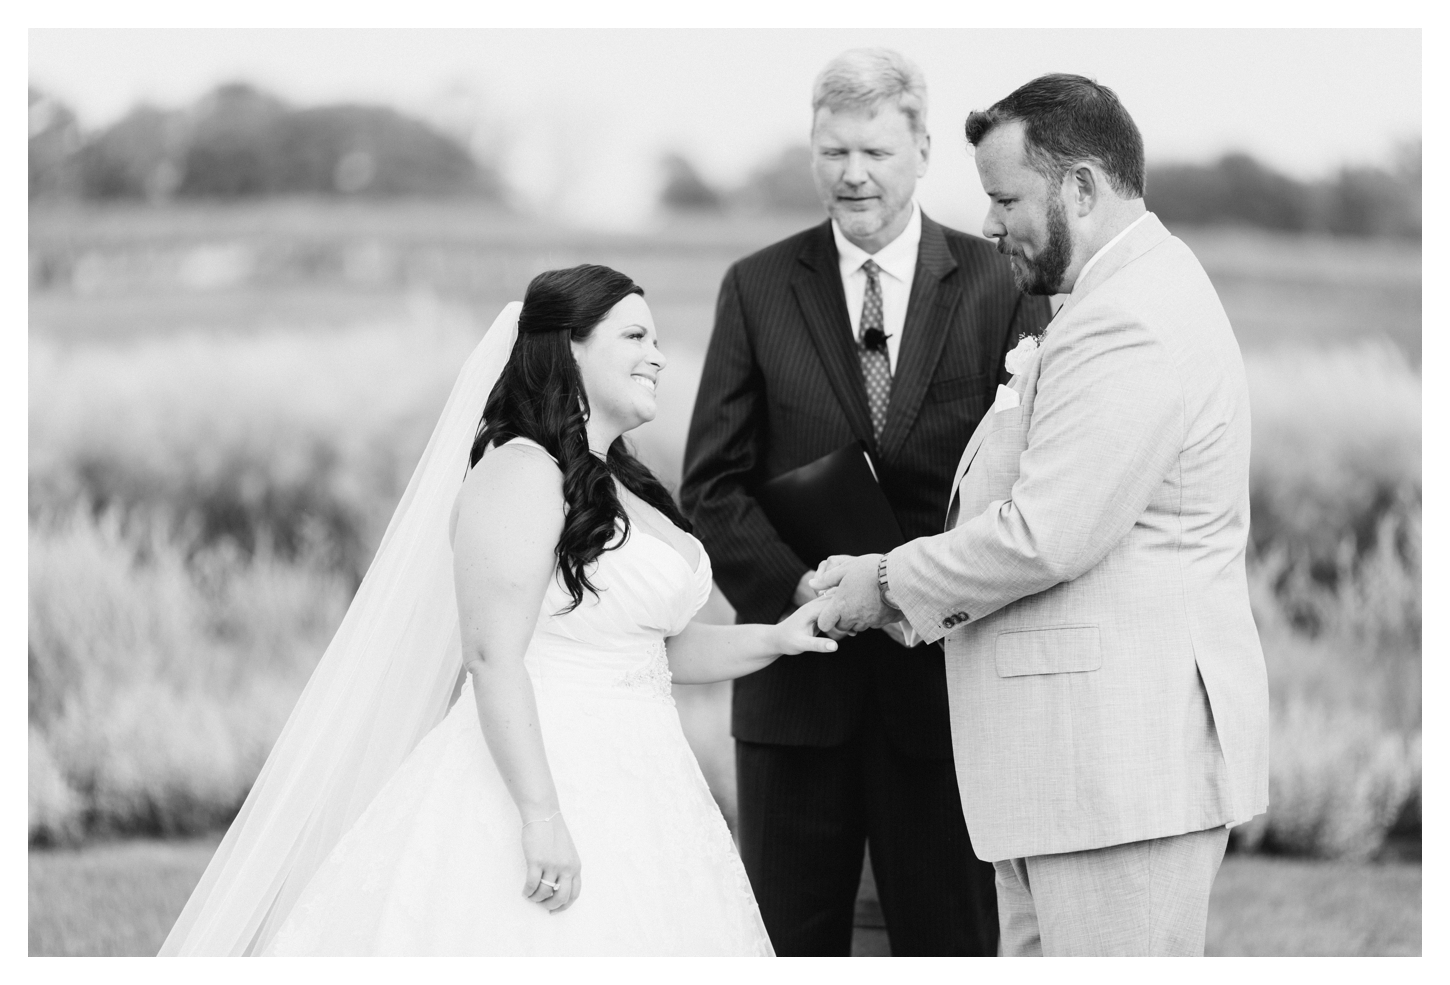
top-left (877, 554), bottom-right (898, 610)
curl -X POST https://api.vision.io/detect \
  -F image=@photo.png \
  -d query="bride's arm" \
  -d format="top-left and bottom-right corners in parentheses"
top-left (452, 443), bottom-right (578, 913)
top-left (665, 596), bottom-right (837, 685)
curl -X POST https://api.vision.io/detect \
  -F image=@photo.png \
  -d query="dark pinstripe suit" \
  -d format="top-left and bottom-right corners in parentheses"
top-left (681, 214), bottom-right (1051, 955)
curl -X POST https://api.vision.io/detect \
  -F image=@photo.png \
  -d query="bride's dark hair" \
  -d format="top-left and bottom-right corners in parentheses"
top-left (470, 264), bottom-right (692, 612)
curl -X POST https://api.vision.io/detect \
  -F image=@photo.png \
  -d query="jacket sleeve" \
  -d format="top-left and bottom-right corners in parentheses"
top-left (680, 264), bottom-right (811, 624)
top-left (889, 299), bottom-right (1184, 644)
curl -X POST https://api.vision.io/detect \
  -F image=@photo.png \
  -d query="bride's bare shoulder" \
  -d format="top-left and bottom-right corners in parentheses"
top-left (451, 440), bottom-right (564, 544)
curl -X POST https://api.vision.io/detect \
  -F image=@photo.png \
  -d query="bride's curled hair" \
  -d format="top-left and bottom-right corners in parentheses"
top-left (470, 264), bottom-right (693, 612)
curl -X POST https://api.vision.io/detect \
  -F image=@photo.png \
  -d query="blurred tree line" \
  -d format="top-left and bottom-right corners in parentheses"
top-left (660, 141), bottom-right (1422, 241)
top-left (1148, 145), bottom-right (1421, 240)
top-left (29, 83), bottom-right (501, 201)
top-left (31, 80), bottom-right (1419, 240)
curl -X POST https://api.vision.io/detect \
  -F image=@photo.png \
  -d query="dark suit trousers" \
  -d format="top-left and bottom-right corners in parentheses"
top-left (735, 715), bottom-right (999, 956)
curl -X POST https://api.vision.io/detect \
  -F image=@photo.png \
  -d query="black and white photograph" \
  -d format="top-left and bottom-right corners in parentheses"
top-left (25, 22), bottom-right (1426, 959)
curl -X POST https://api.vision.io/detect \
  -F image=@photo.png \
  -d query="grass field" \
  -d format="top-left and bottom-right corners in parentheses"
top-left (28, 834), bottom-right (1421, 957)
top-left (28, 201), bottom-right (1421, 363)
top-left (27, 200), bottom-right (1422, 951)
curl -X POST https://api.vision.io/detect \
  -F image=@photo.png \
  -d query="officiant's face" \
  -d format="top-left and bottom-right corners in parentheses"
top-left (571, 293), bottom-right (666, 436)
top-left (975, 120), bottom-right (1073, 295)
top-left (811, 103), bottom-right (929, 253)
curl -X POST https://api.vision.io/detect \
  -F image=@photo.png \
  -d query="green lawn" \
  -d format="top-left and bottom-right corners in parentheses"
top-left (29, 836), bottom-right (1420, 957)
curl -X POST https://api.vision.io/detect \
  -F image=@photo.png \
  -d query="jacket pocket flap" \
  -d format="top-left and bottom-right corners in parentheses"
top-left (994, 626), bottom-right (1102, 677)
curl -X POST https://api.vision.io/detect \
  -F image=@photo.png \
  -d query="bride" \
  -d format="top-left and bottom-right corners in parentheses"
top-left (160, 265), bottom-right (835, 956)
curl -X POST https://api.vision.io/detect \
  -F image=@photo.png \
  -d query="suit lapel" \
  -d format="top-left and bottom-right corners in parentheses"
top-left (943, 410), bottom-right (994, 528)
top-left (791, 222), bottom-right (877, 452)
top-left (941, 214), bottom-right (1172, 528)
top-left (877, 214), bottom-right (960, 463)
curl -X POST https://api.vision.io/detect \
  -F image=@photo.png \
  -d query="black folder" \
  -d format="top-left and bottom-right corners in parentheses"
top-left (755, 443), bottom-right (905, 568)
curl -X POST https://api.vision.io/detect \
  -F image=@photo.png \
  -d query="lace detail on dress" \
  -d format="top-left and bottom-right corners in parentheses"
top-left (615, 640), bottom-right (673, 703)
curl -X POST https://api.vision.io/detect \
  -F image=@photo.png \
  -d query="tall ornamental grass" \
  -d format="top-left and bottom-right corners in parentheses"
top-left (29, 297), bottom-right (478, 580)
top-left (1235, 339), bottom-right (1421, 857)
top-left (1246, 341), bottom-right (1421, 643)
top-left (28, 329), bottom-right (1420, 855)
top-left (28, 514), bottom-right (351, 842)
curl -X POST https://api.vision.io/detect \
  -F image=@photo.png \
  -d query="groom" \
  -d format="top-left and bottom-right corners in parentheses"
top-left (814, 74), bottom-right (1271, 956)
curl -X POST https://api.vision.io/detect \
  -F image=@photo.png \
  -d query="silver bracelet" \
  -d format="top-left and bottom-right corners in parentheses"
top-left (522, 810), bottom-right (561, 829)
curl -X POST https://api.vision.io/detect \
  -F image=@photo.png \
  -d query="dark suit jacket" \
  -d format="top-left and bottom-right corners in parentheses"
top-left (680, 214), bottom-right (1052, 758)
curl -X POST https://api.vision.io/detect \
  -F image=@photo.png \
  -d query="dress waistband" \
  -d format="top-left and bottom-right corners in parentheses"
top-left (524, 638), bottom-right (675, 704)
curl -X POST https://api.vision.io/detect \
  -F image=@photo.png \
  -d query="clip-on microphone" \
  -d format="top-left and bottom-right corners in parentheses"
top-left (862, 327), bottom-right (891, 353)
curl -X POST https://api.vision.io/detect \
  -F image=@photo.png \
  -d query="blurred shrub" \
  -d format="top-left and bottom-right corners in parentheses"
top-left (1245, 340), bottom-right (1420, 642)
top-left (27, 330), bottom-right (1421, 851)
top-left (1230, 339), bottom-right (1421, 858)
top-left (31, 82), bottom-right (501, 202)
top-left (1149, 143), bottom-right (1421, 240)
top-left (29, 513), bottom-right (351, 842)
top-left (30, 87), bottom-right (83, 200)
top-left (77, 104), bottom-right (188, 201)
top-left (172, 83), bottom-right (291, 198)
top-left (1151, 153), bottom-right (1314, 231)
top-left (1232, 692), bottom-right (1419, 859)
top-left (731, 144), bottom-right (820, 215)
top-left (29, 304), bottom-right (479, 580)
top-left (658, 144), bottom-right (820, 216)
top-left (30, 725), bottom-right (85, 844)
top-left (659, 152), bottom-right (723, 212)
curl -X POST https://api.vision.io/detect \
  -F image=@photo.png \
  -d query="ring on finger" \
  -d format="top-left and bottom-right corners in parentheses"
top-left (539, 877), bottom-right (559, 890)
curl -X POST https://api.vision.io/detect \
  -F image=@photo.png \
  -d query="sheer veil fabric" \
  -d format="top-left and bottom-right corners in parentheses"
top-left (160, 302), bottom-right (521, 955)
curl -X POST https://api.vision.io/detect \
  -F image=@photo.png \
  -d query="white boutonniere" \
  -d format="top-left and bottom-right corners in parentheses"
top-left (1003, 333), bottom-right (1041, 376)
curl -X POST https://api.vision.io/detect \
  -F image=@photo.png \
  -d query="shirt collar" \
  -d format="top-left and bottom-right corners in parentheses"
top-left (832, 200), bottom-right (922, 282)
top-left (1071, 211), bottom-right (1150, 294)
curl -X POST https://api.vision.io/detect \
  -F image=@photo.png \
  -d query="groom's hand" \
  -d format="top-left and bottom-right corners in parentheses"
top-left (812, 553), bottom-right (900, 636)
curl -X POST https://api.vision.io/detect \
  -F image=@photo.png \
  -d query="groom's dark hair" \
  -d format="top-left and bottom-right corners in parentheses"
top-left (965, 73), bottom-right (1145, 199)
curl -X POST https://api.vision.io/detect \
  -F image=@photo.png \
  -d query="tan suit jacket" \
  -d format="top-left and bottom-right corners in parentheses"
top-left (890, 213), bottom-right (1270, 862)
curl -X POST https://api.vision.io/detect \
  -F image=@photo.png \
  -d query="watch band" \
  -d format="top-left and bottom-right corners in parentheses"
top-left (877, 553), bottom-right (898, 609)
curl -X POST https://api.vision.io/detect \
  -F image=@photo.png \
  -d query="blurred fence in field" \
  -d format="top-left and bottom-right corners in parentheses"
top-left (28, 200), bottom-right (1420, 861)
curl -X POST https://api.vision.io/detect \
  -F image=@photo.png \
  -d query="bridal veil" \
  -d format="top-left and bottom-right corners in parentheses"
top-left (160, 302), bottom-right (521, 955)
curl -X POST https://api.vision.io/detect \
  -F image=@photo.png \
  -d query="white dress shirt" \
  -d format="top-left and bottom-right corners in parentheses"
top-left (832, 200), bottom-right (922, 375)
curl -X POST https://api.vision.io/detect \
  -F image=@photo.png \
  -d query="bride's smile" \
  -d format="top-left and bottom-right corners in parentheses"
top-left (570, 293), bottom-right (667, 449)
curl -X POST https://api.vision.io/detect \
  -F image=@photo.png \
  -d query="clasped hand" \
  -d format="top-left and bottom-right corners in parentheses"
top-left (807, 553), bottom-right (902, 638)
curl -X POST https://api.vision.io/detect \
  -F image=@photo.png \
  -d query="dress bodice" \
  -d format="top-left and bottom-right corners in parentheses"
top-left (493, 439), bottom-right (713, 701)
top-left (263, 438), bottom-right (768, 958)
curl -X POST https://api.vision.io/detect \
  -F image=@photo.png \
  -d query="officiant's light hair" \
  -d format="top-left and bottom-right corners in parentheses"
top-left (812, 48), bottom-right (928, 139)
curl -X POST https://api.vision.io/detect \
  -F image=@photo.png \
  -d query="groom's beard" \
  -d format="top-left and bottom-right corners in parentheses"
top-left (1003, 195), bottom-right (1072, 296)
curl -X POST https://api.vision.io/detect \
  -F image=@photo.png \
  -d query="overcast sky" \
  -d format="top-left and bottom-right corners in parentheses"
top-left (29, 28), bottom-right (1422, 231)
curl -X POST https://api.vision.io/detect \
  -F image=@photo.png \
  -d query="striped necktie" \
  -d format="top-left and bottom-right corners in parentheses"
top-left (858, 259), bottom-right (891, 442)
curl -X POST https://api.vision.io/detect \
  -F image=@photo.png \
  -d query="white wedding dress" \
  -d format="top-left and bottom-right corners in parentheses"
top-left (264, 439), bottom-right (773, 956)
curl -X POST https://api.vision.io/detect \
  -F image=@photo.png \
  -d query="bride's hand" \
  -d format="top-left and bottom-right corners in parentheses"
top-left (521, 812), bottom-right (581, 913)
top-left (772, 595), bottom-right (840, 656)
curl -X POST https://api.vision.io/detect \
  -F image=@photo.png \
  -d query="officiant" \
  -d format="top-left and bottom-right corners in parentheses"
top-left (680, 48), bottom-right (1051, 956)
